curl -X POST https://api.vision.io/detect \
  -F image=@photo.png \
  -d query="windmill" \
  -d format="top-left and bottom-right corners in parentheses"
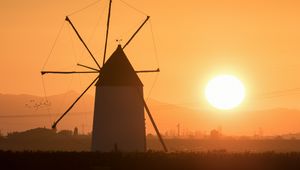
top-left (41, 0), bottom-right (167, 152)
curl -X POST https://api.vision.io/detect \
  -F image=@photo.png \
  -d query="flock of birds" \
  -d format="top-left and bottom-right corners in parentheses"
top-left (25, 99), bottom-right (51, 111)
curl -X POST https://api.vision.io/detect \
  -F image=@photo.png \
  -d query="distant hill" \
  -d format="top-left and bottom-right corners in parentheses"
top-left (0, 91), bottom-right (94, 134)
top-left (0, 91), bottom-right (93, 115)
top-left (1, 92), bottom-right (300, 136)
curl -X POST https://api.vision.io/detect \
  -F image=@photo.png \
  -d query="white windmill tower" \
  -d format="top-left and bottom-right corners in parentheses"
top-left (41, 0), bottom-right (167, 152)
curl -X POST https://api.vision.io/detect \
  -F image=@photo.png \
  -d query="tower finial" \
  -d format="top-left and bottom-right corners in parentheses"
top-left (116, 39), bottom-right (123, 45)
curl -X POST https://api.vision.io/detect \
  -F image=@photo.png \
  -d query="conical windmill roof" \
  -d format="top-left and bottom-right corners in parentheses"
top-left (97, 45), bottom-right (143, 86)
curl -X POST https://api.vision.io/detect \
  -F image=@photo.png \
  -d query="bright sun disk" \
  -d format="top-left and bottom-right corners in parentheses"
top-left (205, 75), bottom-right (245, 110)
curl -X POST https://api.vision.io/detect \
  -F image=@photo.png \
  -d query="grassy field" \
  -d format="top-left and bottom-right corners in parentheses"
top-left (1, 151), bottom-right (300, 170)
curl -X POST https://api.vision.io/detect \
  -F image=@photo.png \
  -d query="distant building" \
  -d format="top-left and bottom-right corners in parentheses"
top-left (210, 129), bottom-right (222, 139)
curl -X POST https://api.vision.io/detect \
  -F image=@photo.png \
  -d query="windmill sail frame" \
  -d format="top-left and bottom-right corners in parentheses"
top-left (41, 0), bottom-right (167, 152)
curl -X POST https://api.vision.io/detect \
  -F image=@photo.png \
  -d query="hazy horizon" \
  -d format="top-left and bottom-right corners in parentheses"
top-left (2, 91), bottom-right (300, 137)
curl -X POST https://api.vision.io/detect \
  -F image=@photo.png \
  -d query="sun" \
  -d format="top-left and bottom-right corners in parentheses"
top-left (205, 75), bottom-right (245, 110)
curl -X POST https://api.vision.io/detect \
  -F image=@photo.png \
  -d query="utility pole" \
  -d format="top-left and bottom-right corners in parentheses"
top-left (177, 123), bottom-right (180, 137)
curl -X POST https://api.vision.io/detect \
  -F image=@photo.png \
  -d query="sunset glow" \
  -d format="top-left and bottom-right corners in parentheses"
top-left (2, 0), bottom-right (300, 140)
top-left (205, 75), bottom-right (245, 110)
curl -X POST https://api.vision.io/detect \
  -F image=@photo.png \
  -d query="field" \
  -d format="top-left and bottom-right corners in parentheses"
top-left (1, 151), bottom-right (300, 170)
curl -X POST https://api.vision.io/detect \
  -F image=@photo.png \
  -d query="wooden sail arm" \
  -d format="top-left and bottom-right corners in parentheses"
top-left (41, 71), bottom-right (99, 75)
top-left (52, 76), bottom-right (99, 129)
top-left (123, 16), bottom-right (150, 49)
top-left (142, 97), bottom-right (168, 152)
top-left (65, 16), bottom-right (101, 69)
top-left (133, 87), bottom-right (168, 152)
top-left (135, 68), bottom-right (160, 73)
top-left (102, 0), bottom-right (112, 66)
top-left (77, 63), bottom-right (101, 72)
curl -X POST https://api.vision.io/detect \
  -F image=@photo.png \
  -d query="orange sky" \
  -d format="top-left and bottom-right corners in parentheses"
top-left (2, 0), bottom-right (300, 113)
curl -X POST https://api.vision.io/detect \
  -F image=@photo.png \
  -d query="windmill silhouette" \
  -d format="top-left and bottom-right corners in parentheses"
top-left (41, 0), bottom-right (167, 152)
